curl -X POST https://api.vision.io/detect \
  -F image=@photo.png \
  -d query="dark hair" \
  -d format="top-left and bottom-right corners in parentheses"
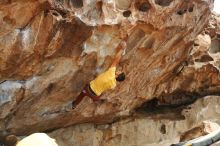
top-left (116, 73), bottom-right (125, 82)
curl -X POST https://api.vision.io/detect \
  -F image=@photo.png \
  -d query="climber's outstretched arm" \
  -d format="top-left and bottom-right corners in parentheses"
top-left (110, 41), bottom-right (126, 68)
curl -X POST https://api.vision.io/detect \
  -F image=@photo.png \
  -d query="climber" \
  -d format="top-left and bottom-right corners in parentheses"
top-left (72, 40), bottom-right (127, 109)
top-left (3, 133), bottom-right (58, 146)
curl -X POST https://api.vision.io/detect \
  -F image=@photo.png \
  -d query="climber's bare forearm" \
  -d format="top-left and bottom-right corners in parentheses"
top-left (111, 51), bottom-right (123, 67)
top-left (111, 42), bottom-right (126, 67)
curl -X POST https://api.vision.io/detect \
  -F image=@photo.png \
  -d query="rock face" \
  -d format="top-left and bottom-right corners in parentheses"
top-left (48, 96), bottom-right (220, 146)
top-left (180, 121), bottom-right (220, 142)
top-left (0, 0), bottom-right (219, 139)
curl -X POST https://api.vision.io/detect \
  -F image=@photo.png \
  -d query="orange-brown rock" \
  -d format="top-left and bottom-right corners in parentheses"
top-left (48, 96), bottom-right (220, 146)
top-left (0, 0), bottom-right (218, 138)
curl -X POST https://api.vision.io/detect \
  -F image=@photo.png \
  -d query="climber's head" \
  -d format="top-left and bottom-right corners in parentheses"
top-left (4, 135), bottom-right (18, 146)
top-left (116, 72), bottom-right (125, 82)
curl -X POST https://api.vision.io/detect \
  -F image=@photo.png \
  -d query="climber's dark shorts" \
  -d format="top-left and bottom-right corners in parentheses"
top-left (84, 84), bottom-right (100, 101)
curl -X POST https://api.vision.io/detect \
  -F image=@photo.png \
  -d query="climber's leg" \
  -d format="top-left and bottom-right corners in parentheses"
top-left (72, 89), bottom-right (87, 109)
top-left (90, 95), bottom-right (101, 101)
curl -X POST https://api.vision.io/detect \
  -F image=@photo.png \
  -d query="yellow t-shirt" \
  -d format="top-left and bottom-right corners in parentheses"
top-left (16, 133), bottom-right (58, 146)
top-left (90, 67), bottom-right (117, 96)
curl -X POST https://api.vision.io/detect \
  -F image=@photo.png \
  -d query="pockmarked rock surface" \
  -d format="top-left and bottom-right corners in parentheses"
top-left (0, 0), bottom-right (219, 138)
